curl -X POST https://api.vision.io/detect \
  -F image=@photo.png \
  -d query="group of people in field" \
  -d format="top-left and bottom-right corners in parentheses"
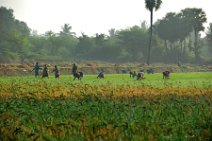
top-left (32, 62), bottom-right (170, 80)
top-left (130, 69), bottom-right (170, 80)
top-left (129, 71), bottom-right (145, 80)
top-left (71, 63), bottom-right (105, 79)
top-left (31, 62), bottom-right (60, 78)
top-left (31, 62), bottom-right (105, 80)
top-left (71, 63), bottom-right (105, 80)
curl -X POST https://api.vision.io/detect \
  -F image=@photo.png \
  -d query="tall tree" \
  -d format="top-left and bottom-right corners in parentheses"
top-left (75, 33), bottom-right (95, 59)
top-left (0, 6), bottom-right (14, 36)
top-left (0, 6), bottom-right (31, 62)
top-left (60, 23), bottom-right (76, 36)
top-left (94, 33), bottom-right (106, 46)
top-left (144, 0), bottom-right (162, 65)
top-left (117, 26), bottom-right (149, 62)
top-left (206, 23), bottom-right (212, 53)
top-left (45, 30), bottom-right (55, 37)
top-left (155, 12), bottom-right (192, 64)
top-left (108, 28), bottom-right (116, 37)
top-left (181, 8), bottom-right (207, 63)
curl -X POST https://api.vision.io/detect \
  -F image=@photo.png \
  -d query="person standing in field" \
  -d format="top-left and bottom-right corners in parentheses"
top-left (42, 64), bottom-right (49, 78)
top-left (163, 70), bottom-right (170, 79)
top-left (53, 65), bottom-right (60, 78)
top-left (31, 62), bottom-right (41, 77)
top-left (72, 63), bottom-right (78, 76)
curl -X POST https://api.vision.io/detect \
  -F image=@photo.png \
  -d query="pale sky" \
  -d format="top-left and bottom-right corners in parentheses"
top-left (0, 0), bottom-right (211, 36)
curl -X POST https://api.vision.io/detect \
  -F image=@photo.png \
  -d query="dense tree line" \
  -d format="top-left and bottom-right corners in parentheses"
top-left (0, 6), bottom-right (211, 64)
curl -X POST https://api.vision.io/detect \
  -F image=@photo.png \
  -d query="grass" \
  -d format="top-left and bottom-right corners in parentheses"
top-left (0, 72), bottom-right (212, 140)
top-left (1, 72), bottom-right (212, 88)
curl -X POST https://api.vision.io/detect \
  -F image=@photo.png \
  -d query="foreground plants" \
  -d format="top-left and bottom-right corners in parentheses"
top-left (0, 74), bottom-right (211, 140)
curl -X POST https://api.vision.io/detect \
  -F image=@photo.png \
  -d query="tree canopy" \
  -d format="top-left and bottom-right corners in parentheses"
top-left (0, 6), bottom-right (211, 64)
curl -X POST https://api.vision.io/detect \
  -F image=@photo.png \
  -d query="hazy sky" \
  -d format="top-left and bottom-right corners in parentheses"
top-left (0, 0), bottom-right (211, 36)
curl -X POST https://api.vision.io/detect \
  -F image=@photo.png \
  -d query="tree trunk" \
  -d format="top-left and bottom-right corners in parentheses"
top-left (146, 10), bottom-right (153, 65)
top-left (177, 40), bottom-right (183, 66)
top-left (164, 40), bottom-right (168, 56)
top-left (194, 30), bottom-right (200, 63)
top-left (183, 40), bottom-right (186, 60)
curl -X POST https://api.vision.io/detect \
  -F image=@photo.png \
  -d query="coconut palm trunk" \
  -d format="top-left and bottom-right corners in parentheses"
top-left (147, 9), bottom-right (153, 65)
top-left (145, 0), bottom-right (162, 65)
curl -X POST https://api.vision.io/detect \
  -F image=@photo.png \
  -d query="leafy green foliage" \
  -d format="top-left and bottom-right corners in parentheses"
top-left (181, 8), bottom-right (207, 63)
top-left (0, 6), bottom-right (211, 64)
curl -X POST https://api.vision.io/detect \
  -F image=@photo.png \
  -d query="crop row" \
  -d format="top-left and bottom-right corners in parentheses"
top-left (0, 94), bottom-right (211, 140)
top-left (0, 82), bottom-right (212, 99)
top-left (0, 81), bottom-right (212, 140)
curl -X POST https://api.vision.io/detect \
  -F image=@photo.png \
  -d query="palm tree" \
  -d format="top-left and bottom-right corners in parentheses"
top-left (206, 23), bottom-right (212, 43)
top-left (181, 8), bottom-right (207, 63)
top-left (206, 23), bottom-right (212, 53)
top-left (144, 0), bottom-right (162, 65)
top-left (60, 23), bottom-right (76, 36)
top-left (108, 28), bottom-right (116, 37)
top-left (45, 30), bottom-right (55, 37)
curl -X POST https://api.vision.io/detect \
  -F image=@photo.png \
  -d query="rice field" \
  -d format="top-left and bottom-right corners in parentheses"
top-left (0, 72), bottom-right (212, 140)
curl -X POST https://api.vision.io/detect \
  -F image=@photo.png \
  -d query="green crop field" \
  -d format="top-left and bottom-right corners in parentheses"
top-left (0, 72), bottom-right (212, 140)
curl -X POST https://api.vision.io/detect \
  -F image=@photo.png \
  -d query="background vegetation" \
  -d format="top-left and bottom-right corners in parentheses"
top-left (0, 6), bottom-right (212, 65)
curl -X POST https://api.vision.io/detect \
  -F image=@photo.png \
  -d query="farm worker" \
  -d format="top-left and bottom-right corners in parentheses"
top-left (72, 63), bottom-right (78, 76)
top-left (137, 71), bottom-right (144, 80)
top-left (42, 64), bottom-right (49, 78)
top-left (53, 65), bottom-right (60, 78)
top-left (31, 62), bottom-right (41, 77)
top-left (97, 71), bottom-right (104, 78)
top-left (73, 71), bottom-right (83, 80)
top-left (130, 71), bottom-right (137, 78)
top-left (129, 71), bottom-right (134, 78)
top-left (163, 70), bottom-right (170, 79)
top-left (129, 71), bottom-right (133, 78)
top-left (132, 71), bottom-right (137, 78)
